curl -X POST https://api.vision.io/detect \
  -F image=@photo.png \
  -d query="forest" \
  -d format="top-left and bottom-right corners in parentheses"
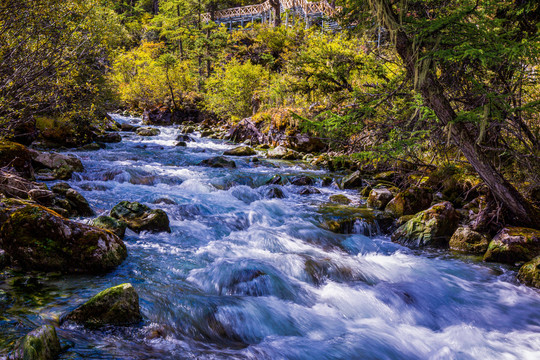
top-left (0, 1), bottom-right (539, 359)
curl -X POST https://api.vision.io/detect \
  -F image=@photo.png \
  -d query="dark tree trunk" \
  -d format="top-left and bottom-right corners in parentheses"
top-left (153, 0), bottom-right (159, 15)
top-left (269, 0), bottom-right (281, 27)
top-left (375, 0), bottom-right (539, 227)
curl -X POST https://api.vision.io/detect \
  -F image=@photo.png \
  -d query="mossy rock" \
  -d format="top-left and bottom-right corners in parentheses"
top-left (50, 183), bottom-right (94, 218)
top-left (483, 227), bottom-right (540, 265)
top-left (329, 194), bottom-right (351, 205)
top-left (199, 156), bottom-right (236, 169)
top-left (223, 146), bottom-right (256, 156)
top-left (0, 141), bottom-right (34, 180)
top-left (110, 201), bottom-right (170, 233)
top-left (517, 256), bottom-right (540, 288)
top-left (391, 201), bottom-right (459, 248)
top-left (385, 187), bottom-right (433, 217)
top-left (449, 227), bottom-right (490, 254)
top-left (290, 175), bottom-right (314, 186)
top-left (8, 325), bottom-right (61, 360)
top-left (65, 283), bottom-right (142, 328)
top-left (367, 188), bottom-right (393, 210)
top-left (263, 186), bottom-right (285, 199)
top-left (341, 171), bottom-right (364, 189)
top-left (267, 146), bottom-right (299, 160)
top-left (136, 127), bottom-right (160, 136)
top-left (92, 216), bottom-right (127, 239)
top-left (317, 204), bottom-right (394, 235)
top-left (0, 199), bottom-right (127, 273)
top-left (31, 151), bottom-right (83, 180)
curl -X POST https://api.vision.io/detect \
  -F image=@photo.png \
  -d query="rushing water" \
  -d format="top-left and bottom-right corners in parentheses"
top-left (1, 115), bottom-right (540, 359)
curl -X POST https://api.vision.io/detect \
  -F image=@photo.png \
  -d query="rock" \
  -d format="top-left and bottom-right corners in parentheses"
top-left (329, 194), bottom-right (351, 205)
top-left (143, 106), bottom-right (203, 125)
top-left (0, 141), bottom-right (34, 179)
top-left (1, 117), bottom-right (37, 146)
top-left (449, 227), bottom-right (490, 254)
top-left (176, 134), bottom-right (194, 142)
top-left (8, 325), bottom-right (61, 360)
top-left (223, 146), bottom-right (256, 156)
top-left (483, 227), bottom-right (540, 264)
top-left (300, 187), bottom-right (321, 195)
top-left (0, 199), bottom-right (127, 273)
top-left (0, 249), bottom-right (8, 269)
top-left (0, 170), bottom-right (47, 199)
top-left (79, 142), bottom-right (105, 151)
top-left (28, 189), bottom-right (55, 206)
top-left (227, 118), bottom-right (265, 145)
top-left (31, 151), bottom-right (83, 180)
top-left (317, 204), bottom-right (394, 235)
top-left (110, 201), bottom-right (170, 233)
top-left (199, 156), bottom-right (236, 169)
top-left (341, 171), bottom-right (363, 189)
top-left (94, 132), bottom-right (121, 143)
top-left (264, 186), bottom-right (285, 199)
top-left (290, 176), bottom-right (314, 186)
top-left (267, 146), bottom-right (300, 160)
top-left (175, 141), bottom-right (187, 147)
top-left (65, 283), bottom-right (142, 327)
top-left (50, 183), bottom-right (94, 217)
top-left (121, 123), bottom-right (139, 132)
top-left (367, 188), bottom-right (394, 210)
top-left (92, 216), bottom-right (127, 239)
top-left (136, 127), bottom-right (160, 136)
top-left (518, 256), bottom-right (540, 288)
top-left (200, 129), bottom-right (213, 137)
top-left (266, 174), bottom-right (287, 185)
top-left (391, 201), bottom-right (459, 248)
top-left (373, 171), bottom-right (399, 183)
top-left (385, 187), bottom-right (433, 218)
top-left (287, 133), bottom-right (325, 153)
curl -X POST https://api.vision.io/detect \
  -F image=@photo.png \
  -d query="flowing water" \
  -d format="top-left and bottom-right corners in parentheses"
top-left (1, 115), bottom-right (540, 359)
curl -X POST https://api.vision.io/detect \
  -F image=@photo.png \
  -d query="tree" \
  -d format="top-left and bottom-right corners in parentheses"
top-left (343, 0), bottom-right (539, 226)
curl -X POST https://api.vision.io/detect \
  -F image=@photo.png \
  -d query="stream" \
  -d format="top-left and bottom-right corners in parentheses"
top-left (1, 114), bottom-right (540, 359)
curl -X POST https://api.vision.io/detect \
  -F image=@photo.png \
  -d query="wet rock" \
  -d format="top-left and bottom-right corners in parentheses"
top-left (391, 201), bottom-right (459, 248)
top-left (266, 174), bottom-right (288, 185)
top-left (0, 141), bottom-right (35, 180)
top-left (28, 189), bottom-right (55, 206)
top-left (264, 186), bottom-right (285, 199)
top-left (51, 183), bottom-right (94, 217)
top-left (341, 171), bottom-right (363, 189)
top-left (290, 176), bottom-right (314, 186)
top-left (317, 204), bottom-right (394, 235)
top-left (176, 134), bottom-right (194, 142)
top-left (79, 142), bottom-right (105, 151)
top-left (92, 216), bottom-right (127, 239)
top-left (367, 188), bottom-right (393, 210)
top-left (518, 256), bottom-right (540, 288)
top-left (385, 187), bottom-right (433, 218)
top-left (121, 123), bottom-right (139, 132)
top-left (223, 146), bottom-right (256, 156)
top-left (200, 129), bottom-right (214, 137)
top-left (300, 187), bottom-right (321, 195)
top-left (30, 151), bottom-right (83, 180)
top-left (199, 156), bottom-right (236, 169)
top-left (329, 194), bottom-right (351, 205)
top-left (483, 227), bottom-right (540, 264)
top-left (65, 283), bottom-right (142, 327)
top-left (94, 132), bottom-right (121, 143)
top-left (267, 146), bottom-right (300, 160)
top-left (175, 141), bottom-right (187, 147)
top-left (136, 127), bottom-right (160, 136)
top-left (110, 201), bottom-right (170, 233)
top-left (449, 226), bottom-right (490, 254)
top-left (0, 199), bottom-right (127, 273)
top-left (8, 325), bottom-right (61, 360)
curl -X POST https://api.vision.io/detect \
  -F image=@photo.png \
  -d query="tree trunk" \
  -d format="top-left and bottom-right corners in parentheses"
top-left (152, 0), bottom-right (159, 15)
top-left (269, 0), bottom-right (281, 27)
top-left (374, 0), bottom-right (539, 227)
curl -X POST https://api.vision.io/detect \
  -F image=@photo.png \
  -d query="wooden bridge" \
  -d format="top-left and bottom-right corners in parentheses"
top-left (202, 0), bottom-right (339, 30)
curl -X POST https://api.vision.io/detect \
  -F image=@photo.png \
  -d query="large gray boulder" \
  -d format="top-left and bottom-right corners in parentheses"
top-left (483, 227), bottom-right (540, 264)
top-left (110, 201), bottom-right (170, 233)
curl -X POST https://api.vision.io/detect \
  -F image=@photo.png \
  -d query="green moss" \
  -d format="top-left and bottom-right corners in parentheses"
top-left (518, 256), bottom-right (540, 288)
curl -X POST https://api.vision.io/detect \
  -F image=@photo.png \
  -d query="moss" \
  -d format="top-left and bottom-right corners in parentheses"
top-left (517, 256), bottom-right (540, 288)
top-left (9, 325), bottom-right (61, 360)
top-left (385, 187), bottom-right (433, 217)
top-left (483, 227), bottom-right (540, 264)
top-left (110, 201), bottom-right (170, 233)
top-left (329, 194), bottom-right (351, 205)
top-left (449, 227), bottom-right (489, 254)
top-left (0, 141), bottom-right (34, 179)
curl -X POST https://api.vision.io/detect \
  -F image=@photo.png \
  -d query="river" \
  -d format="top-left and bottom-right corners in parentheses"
top-left (1, 114), bottom-right (539, 359)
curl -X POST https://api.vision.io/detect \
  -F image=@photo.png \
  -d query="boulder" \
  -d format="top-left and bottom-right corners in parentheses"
top-left (175, 141), bottom-right (187, 147)
top-left (267, 146), bottom-right (299, 160)
top-left (518, 256), bottom-right (540, 288)
top-left (65, 283), bottom-right (142, 327)
top-left (121, 123), bottom-right (139, 132)
top-left (287, 133), bottom-right (325, 153)
top-left (223, 146), bottom-right (256, 156)
top-left (483, 227), bottom-right (540, 264)
top-left (110, 201), bottom-right (170, 233)
top-left (8, 325), bottom-right (61, 360)
top-left (266, 174), bottom-right (288, 185)
top-left (385, 187), bottom-right (433, 218)
top-left (176, 134), bottom-right (194, 142)
top-left (367, 188), bottom-right (393, 210)
top-left (28, 189), bottom-right (55, 206)
top-left (0, 199), bottom-right (126, 273)
top-left (290, 176), bottom-right (314, 186)
top-left (317, 204), bottom-right (394, 235)
top-left (79, 142), bottom-right (105, 151)
top-left (94, 132), bottom-right (121, 143)
top-left (0, 141), bottom-right (34, 179)
top-left (329, 194), bottom-right (351, 205)
top-left (264, 186), bottom-right (285, 199)
top-left (449, 227), bottom-right (490, 254)
top-left (30, 151), bottom-right (83, 180)
top-left (341, 171), bottom-right (363, 189)
top-left (200, 129), bottom-right (213, 137)
top-left (136, 127), bottom-right (160, 136)
top-left (227, 118), bottom-right (265, 145)
top-left (0, 170), bottom-right (46, 200)
top-left (299, 187), bottom-right (321, 195)
top-left (199, 156), bottom-right (236, 169)
top-left (143, 106), bottom-right (203, 125)
top-left (50, 183), bottom-right (94, 217)
top-left (391, 201), bottom-right (459, 248)
top-left (92, 216), bottom-right (127, 239)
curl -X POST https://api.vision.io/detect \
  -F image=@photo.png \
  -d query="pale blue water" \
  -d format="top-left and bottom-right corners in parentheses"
top-left (1, 115), bottom-right (539, 359)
